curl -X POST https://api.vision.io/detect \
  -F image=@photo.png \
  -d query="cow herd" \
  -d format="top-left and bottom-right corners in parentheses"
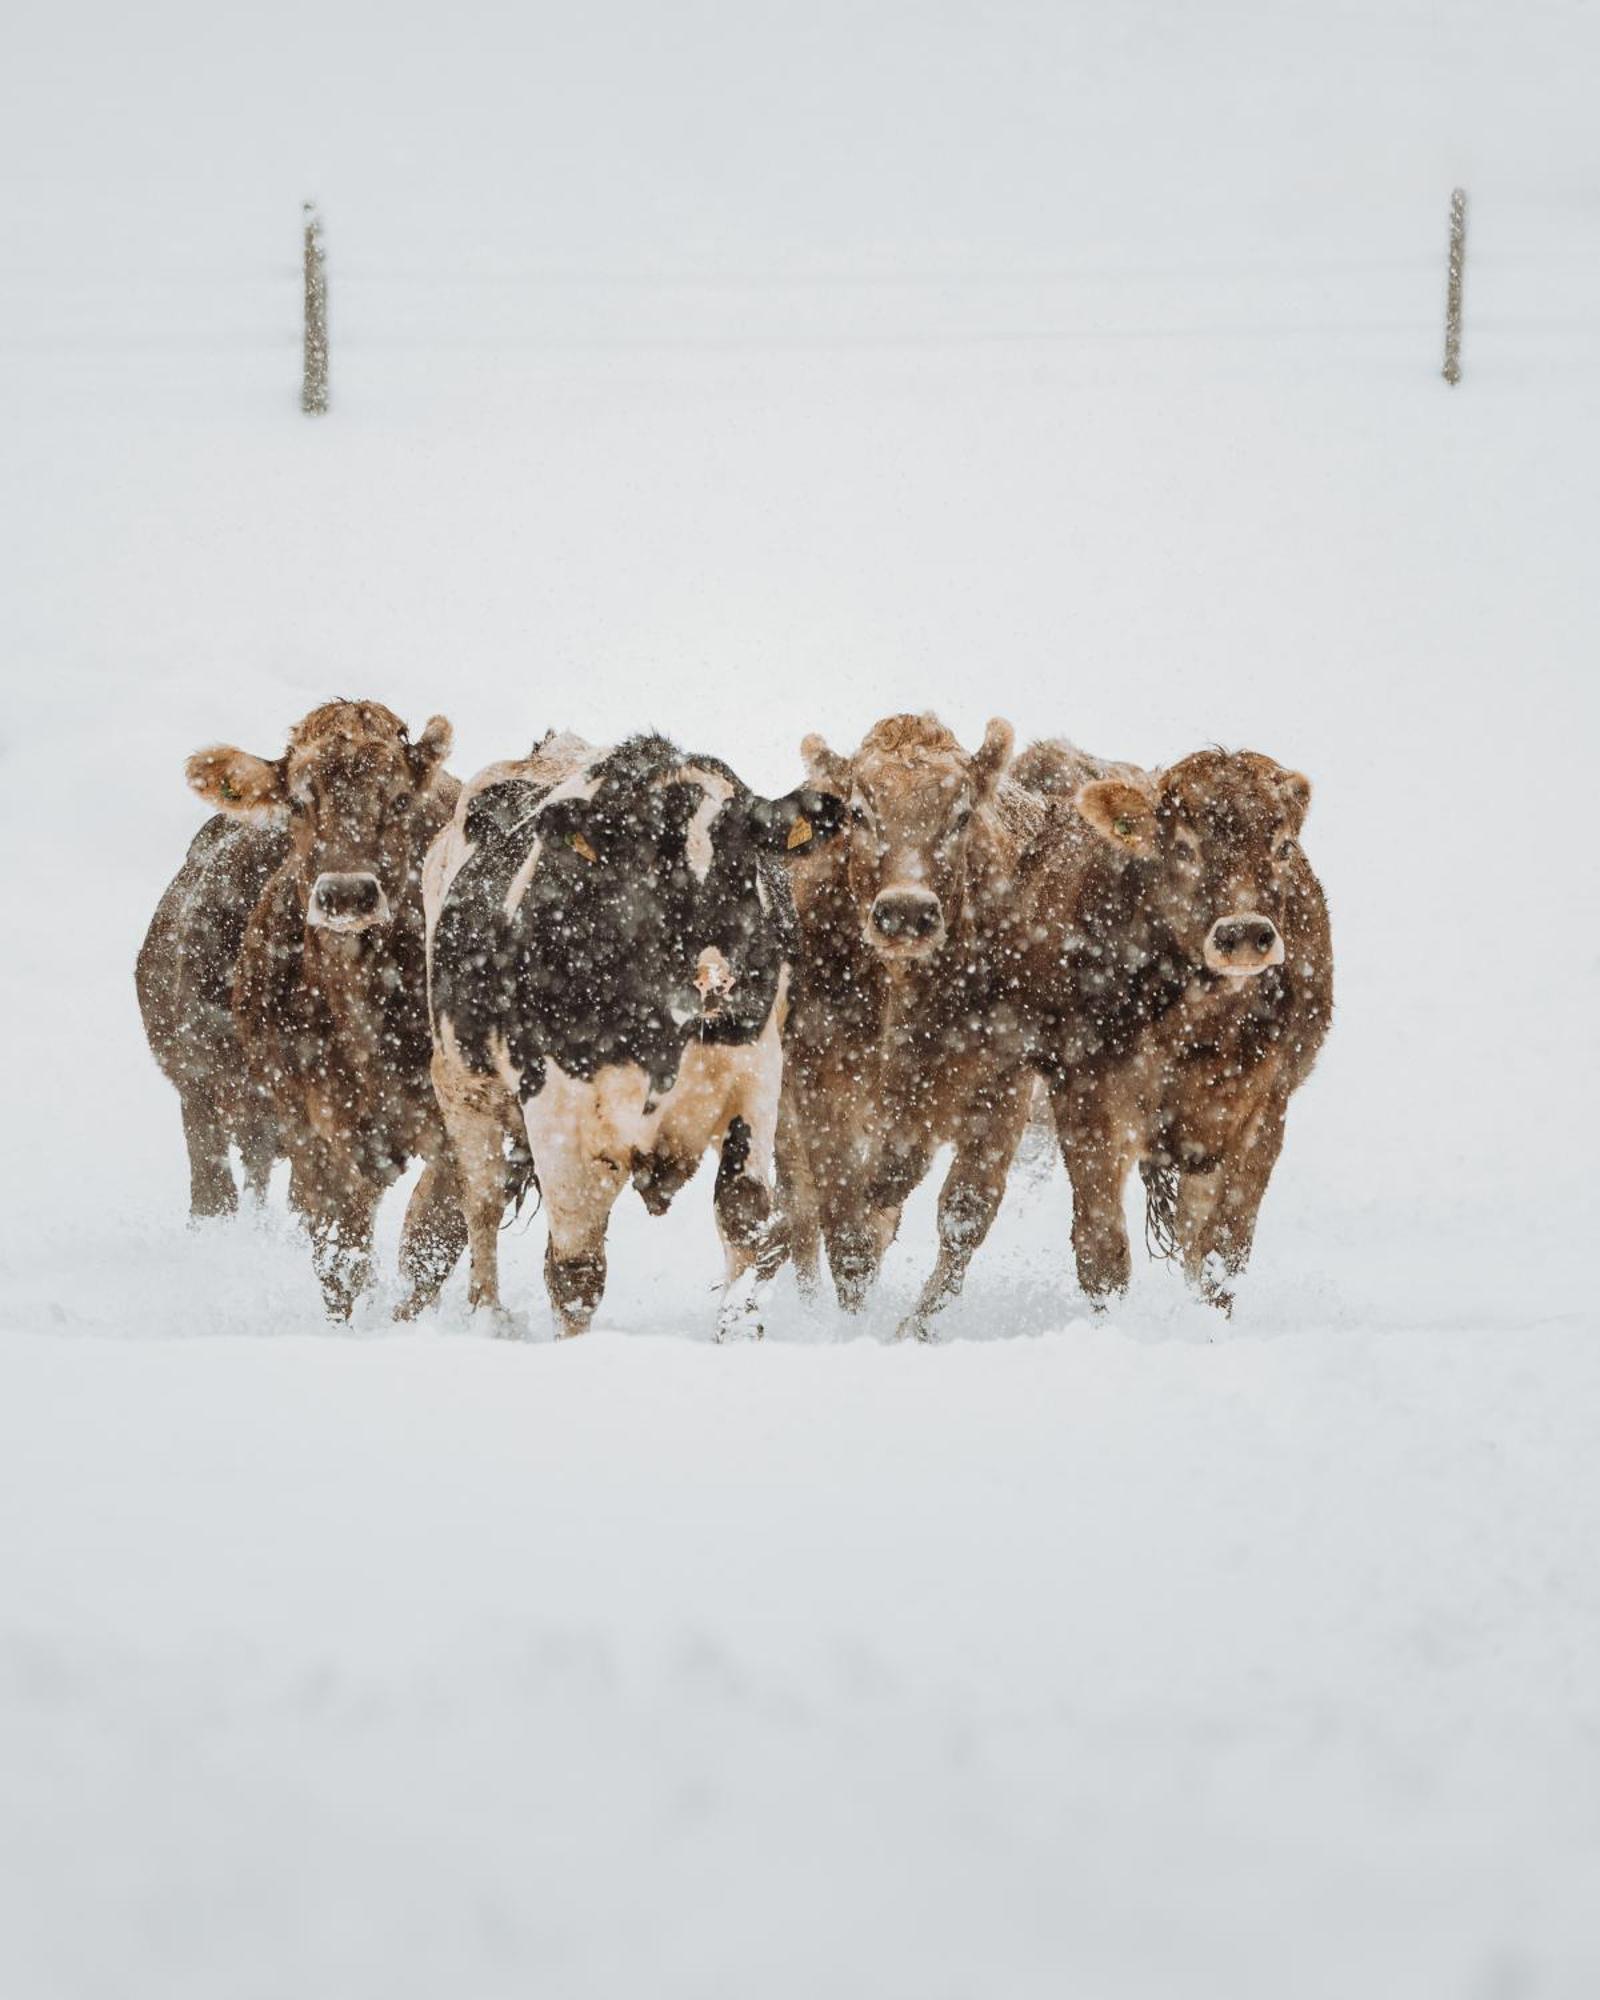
top-left (137, 700), bottom-right (1333, 1339)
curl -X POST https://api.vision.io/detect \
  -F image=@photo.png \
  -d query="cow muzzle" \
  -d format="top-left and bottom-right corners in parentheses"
top-left (869, 888), bottom-right (944, 955)
top-left (1204, 913), bottom-right (1284, 977)
top-left (308, 871), bottom-right (391, 934)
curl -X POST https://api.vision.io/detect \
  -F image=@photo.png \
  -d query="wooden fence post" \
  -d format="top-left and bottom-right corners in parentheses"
top-left (1442, 188), bottom-right (1466, 386)
top-left (302, 202), bottom-right (328, 414)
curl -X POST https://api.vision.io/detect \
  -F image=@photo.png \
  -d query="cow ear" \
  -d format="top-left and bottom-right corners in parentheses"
top-left (408, 714), bottom-right (453, 787)
top-left (187, 745), bottom-right (288, 823)
top-left (1276, 767), bottom-right (1312, 831)
top-left (800, 733), bottom-right (852, 794)
top-left (749, 786), bottom-right (846, 855)
top-left (970, 717), bottom-right (1014, 802)
top-left (1076, 776), bottom-right (1158, 858)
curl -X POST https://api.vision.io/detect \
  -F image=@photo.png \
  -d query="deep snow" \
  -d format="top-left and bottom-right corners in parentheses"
top-left (2, 1), bottom-right (1598, 1994)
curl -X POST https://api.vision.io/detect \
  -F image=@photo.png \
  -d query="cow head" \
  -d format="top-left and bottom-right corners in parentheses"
top-left (1075, 749), bottom-right (1312, 979)
top-left (188, 700), bottom-right (453, 937)
top-left (803, 712), bottom-right (1013, 963)
top-left (525, 738), bottom-right (845, 1036)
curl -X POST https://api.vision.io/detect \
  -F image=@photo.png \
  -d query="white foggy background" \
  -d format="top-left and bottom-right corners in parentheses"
top-left (3, 3), bottom-right (1598, 1997)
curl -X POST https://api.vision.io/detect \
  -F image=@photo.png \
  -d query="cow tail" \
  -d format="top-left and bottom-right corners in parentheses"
top-left (1140, 1158), bottom-right (1180, 1261)
top-left (503, 1133), bottom-right (541, 1226)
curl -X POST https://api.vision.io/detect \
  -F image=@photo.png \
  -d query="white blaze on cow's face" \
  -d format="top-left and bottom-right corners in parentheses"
top-left (186, 702), bottom-right (453, 940)
top-left (1076, 750), bottom-right (1312, 982)
top-left (663, 763), bottom-right (844, 1019)
top-left (677, 766), bottom-right (735, 882)
top-left (806, 715), bottom-right (1013, 964)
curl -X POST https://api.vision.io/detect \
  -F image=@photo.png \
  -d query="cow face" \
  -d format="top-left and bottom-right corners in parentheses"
top-left (188, 701), bottom-right (452, 937)
top-left (529, 753), bottom-right (844, 1037)
top-left (803, 714), bottom-right (1013, 963)
top-left (1076, 750), bottom-right (1312, 979)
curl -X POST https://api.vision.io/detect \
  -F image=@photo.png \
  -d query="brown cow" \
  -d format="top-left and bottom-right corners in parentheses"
top-left (1011, 735), bottom-right (1145, 802)
top-left (778, 712), bottom-right (1043, 1338)
top-left (137, 816), bottom-right (285, 1217)
top-left (1017, 747), bottom-right (1333, 1310)
top-left (173, 699), bottom-right (464, 1318)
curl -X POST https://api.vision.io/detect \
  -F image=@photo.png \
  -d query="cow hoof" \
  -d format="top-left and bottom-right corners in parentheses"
top-left (470, 1300), bottom-right (530, 1340)
top-left (715, 1313), bottom-right (765, 1343)
top-left (714, 1299), bottom-right (766, 1342)
top-left (716, 1272), bottom-right (767, 1342)
top-left (1200, 1248), bottom-right (1240, 1312)
top-left (893, 1312), bottom-right (941, 1344)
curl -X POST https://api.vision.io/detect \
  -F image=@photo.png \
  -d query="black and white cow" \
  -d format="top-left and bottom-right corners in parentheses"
top-left (426, 732), bottom-right (844, 1338)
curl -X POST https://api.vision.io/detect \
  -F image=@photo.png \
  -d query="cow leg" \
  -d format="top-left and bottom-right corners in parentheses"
top-left (180, 1091), bottom-right (237, 1219)
top-left (1181, 1095), bottom-right (1290, 1311)
top-left (779, 1058), bottom-right (875, 1312)
top-left (289, 1141), bottom-right (380, 1321)
top-left (1171, 1166), bottom-right (1222, 1274)
top-left (775, 1085), bottom-right (822, 1300)
top-left (1051, 1071), bottom-right (1139, 1301)
top-left (897, 1068), bottom-right (1033, 1342)
top-left (394, 1149), bottom-right (469, 1320)
top-left (236, 1111), bottom-right (278, 1208)
top-left (520, 1071), bottom-right (623, 1338)
top-left (712, 1105), bottom-right (785, 1342)
top-left (812, 1121), bottom-right (898, 1313)
top-left (538, 1156), bottom-right (622, 1338)
top-left (783, 1055), bottom-right (896, 1313)
top-left (432, 1052), bottom-right (517, 1316)
top-left (817, 1130), bottom-right (932, 1326)
top-left (825, 1202), bottom-right (900, 1315)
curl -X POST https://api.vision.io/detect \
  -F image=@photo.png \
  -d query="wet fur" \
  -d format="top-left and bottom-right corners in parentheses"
top-left (779, 712), bottom-right (1046, 1335)
top-left (1016, 747), bottom-right (1334, 1309)
top-left (146, 699), bottom-right (464, 1318)
top-left (427, 733), bottom-right (838, 1335)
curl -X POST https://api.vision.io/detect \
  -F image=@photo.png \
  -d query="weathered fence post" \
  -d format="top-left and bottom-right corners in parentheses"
top-left (1442, 188), bottom-right (1466, 386)
top-left (302, 202), bottom-right (328, 415)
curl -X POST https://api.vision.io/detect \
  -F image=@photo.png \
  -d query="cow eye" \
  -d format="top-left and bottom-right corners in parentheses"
top-left (1274, 837), bottom-right (1297, 860)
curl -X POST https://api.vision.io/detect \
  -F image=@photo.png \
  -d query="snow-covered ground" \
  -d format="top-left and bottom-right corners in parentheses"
top-left (2, 3), bottom-right (1598, 1994)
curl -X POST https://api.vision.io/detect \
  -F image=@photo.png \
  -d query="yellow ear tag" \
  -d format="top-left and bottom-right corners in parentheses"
top-left (786, 815), bottom-right (813, 851)
top-left (571, 833), bottom-right (598, 864)
top-left (219, 776), bottom-right (240, 803)
top-left (1113, 814), bottom-right (1139, 841)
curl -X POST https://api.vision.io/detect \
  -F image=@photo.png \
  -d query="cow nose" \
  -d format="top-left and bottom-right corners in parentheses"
top-left (1206, 914), bottom-right (1281, 971)
top-left (310, 871), bottom-right (389, 930)
top-left (694, 946), bottom-right (737, 1013)
top-left (871, 889), bottom-right (943, 943)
